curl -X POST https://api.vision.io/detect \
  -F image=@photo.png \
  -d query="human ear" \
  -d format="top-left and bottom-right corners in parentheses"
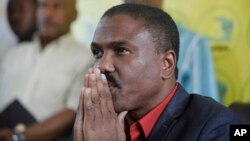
top-left (160, 49), bottom-right (176, 80)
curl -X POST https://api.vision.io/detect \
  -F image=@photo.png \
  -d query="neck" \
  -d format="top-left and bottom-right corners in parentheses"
top-left (39, 34), bottom-right (62, 51)
top-left (39, 31), bottom-right (69, 50)
top-left (18, 35), bottom-right (33, 43)
top-left (39, 37), bottom-right (52, 50)
top-left (126, 78), bottom-right (177, 126)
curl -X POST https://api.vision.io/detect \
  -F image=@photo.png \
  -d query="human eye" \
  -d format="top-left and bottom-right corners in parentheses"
top-left (54, 2), bottom-right (65, 9)
top-left (114, 47), bottom-right (130, 55)
top-left (91, 47), bottom-right (103, 59)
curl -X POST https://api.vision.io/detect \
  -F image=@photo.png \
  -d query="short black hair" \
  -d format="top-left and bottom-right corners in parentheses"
top-left (102, 4), bottom-right (179, 78)
top-left (7, 0), bottom-right (37, 7)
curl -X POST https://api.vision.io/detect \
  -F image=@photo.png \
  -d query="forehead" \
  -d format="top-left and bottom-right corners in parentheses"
top-left (37, 0), bottom-right (75, 12)
top-left (9, 0), bottom-right (34, 6)
top-left (93, 14), bottom-right (148, 43)
top-left (37, 0), bottom-right (67, 5)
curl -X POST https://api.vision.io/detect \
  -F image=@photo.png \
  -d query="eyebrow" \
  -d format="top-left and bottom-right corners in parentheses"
top-left (91, 40), bottom-right (130, 48)
top-left (90, 42), bottom-right (100, 49)
top-left (110, 41), bottom-right (129, 48)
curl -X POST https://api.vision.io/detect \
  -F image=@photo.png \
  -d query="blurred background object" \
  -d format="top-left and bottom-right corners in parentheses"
top-left (163, 0), bottom-right (250, 105)
top-left (0, 0), bottom-right (17, 63)
top-left (0, 0), bottom-right (92, 140)
top-left (0, 0), bottom-right (37, 65)
top-left (7, 0), bottom-right (37, 43)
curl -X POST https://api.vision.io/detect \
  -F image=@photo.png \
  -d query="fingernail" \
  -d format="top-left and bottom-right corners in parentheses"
top-left (101, 74), bottom-right (106, 81)
top-left (94, 68), bottom-right (100, 74)
top-left (88, 68), bottom-right (93, 73)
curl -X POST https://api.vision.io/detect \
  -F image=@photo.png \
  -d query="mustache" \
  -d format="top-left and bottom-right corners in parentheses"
top-left (104, 72), bottom-right (120, 88)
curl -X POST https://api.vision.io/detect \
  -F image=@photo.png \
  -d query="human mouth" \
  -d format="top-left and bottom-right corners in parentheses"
top-left (105, 73), bottom-right (120, 88)
top-left (107, 81), bottom-right (120, 96)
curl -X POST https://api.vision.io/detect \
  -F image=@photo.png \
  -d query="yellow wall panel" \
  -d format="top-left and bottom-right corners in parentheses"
top-left (164, 0), bottom-right (250, 105)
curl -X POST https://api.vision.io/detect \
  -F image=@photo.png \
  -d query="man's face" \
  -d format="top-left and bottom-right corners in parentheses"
top-left (37, 0), bottom-right (76, 40)
top-left (7, 0), bottom-right (36, 40)
top-left (91, 14), bottom-right (165, 113)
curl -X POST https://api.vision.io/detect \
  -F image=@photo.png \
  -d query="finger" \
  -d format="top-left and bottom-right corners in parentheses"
top-left (84, 68), bottom-right (94, 88)
top-left (89, 73), bottom-right (100, 103)
top-left (89, 74), bottom-right (102, 121)
top-left (73, 88), bottom-right (85, 141)
top-left (94, 69), bottom-right (107, 115)
top-left (84, 74), bottom-right (89, 88)
top-left (79, 87), bottom-right (85, 121)
top-left (88, 68), bottom-right (94, 74)
top-left (94, 68), bottom-right (103, 94)
top-left (101, 74), bottom-right (115, 113)
top-left (83, 88), bottom-right (94, 121)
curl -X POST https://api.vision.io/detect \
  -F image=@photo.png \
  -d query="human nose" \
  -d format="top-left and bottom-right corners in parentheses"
top-left (44, 7), bottom-right (53, 19)
top-left (39, 4), bottom-right (54, 20)
top-left (94, 53), bottom-right (115, 73)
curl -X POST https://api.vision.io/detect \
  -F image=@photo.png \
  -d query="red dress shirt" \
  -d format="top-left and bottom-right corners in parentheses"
top-left (126, 83), bottom-right (178, 141)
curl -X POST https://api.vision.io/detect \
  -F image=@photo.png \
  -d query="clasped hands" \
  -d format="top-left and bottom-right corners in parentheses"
top-left (74, 68), bottom-right (127, 141)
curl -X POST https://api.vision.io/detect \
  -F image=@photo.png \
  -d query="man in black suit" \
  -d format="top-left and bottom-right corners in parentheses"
top-left (74, 4), bottom-right (242, 141)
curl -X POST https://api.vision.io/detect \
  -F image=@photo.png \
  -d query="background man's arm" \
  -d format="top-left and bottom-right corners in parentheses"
top-left (0, 109), bottom-right (75, 141)
top-left (17, 109), bottom-right (75, 141)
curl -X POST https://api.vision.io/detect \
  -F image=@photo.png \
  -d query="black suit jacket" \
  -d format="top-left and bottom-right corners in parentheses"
top-left (148, 84), bottom-right (242, 141)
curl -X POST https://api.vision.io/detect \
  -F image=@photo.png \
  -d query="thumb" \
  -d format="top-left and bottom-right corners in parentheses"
top-left (118, 111), bottom-right (128, 127)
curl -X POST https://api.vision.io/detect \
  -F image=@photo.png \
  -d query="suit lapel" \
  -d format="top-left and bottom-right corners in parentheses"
top-left (148, 84), bottom-right (190, 141)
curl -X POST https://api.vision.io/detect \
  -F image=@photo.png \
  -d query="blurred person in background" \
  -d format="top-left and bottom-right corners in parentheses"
top-left (0, 0), bottom-right (92, 140)
top-left (124, 0), bottom-right (219, 102)
top-left (7, 0), bottom-right (37, 42)
top-left (0, 0), bottom-right (37, 66)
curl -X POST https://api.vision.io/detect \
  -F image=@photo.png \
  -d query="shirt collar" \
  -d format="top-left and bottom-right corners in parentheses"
top-left (33, 32), bottom-right (73, 51)
top-left (137, 83), bottom-right (178, 138)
